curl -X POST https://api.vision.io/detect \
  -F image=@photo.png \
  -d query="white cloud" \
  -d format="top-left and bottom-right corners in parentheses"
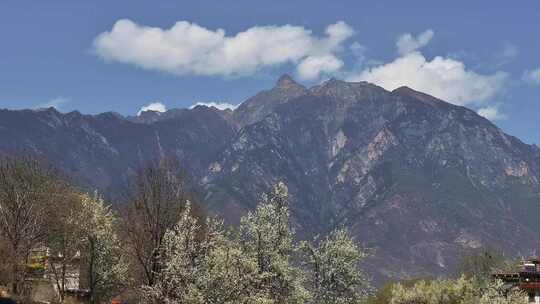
top-left (350, 52), bottom-right (506, 105)
top-left (396, 29), bottom-right (434, 55)
top-left (523, 68), bottom-right (540, 85)
top-left (35, 97), bottom-right (69, 110)
top-left (478, 106), bottom-right (507, 121)
top-left (190, 101), bottom-right (238, 111)
top-left (137, 102), bottom-right (166, 116)
top-left (349, 42), bottom-right (367, 61)
top-left (96, 23), bottom-right (509, 107)
top-left (94, 19), bottom-right (353, 80)
top-left (297, 55), bottom-right (343, 80)
top-left (348, 30), bottom-right (507, 106)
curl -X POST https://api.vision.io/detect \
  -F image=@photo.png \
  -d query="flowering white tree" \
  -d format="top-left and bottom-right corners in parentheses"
top-left (45, 192), bottom-right (89, 303)
top-left (142, 182), bottom-right (377, 304)
top-left (80, 193), bottom-right (129, 304)
top-left (43, 192), bottom-right (128, 304)
top-left (301, 229), bottom-right (372, 304)
top-left (143, 202), bottom-right (248, 304)
top-left (239, 182), bottom-right (310, 304)
top-left (478, 279), bottom-right (527, 304)
top-left (390, 276), bottom-right (527, 304)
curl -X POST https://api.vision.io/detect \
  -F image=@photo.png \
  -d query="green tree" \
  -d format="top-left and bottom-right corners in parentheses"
top-left (390, 276), bottom-right (476, 304)
top-left (366, 279), bottom-right (424, 304)
top-left (457, 249), bottom-right (507, 280)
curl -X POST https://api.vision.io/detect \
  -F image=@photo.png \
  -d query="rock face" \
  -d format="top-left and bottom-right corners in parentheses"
top-left (1, 75), bottom-right (539, 284)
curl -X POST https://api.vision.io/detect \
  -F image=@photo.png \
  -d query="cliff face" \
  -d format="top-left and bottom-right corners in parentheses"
top-left (1, 75), bottom-right (539, 283)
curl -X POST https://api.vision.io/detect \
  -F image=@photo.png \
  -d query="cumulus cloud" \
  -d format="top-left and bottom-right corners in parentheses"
top-left (137, 102), bottom-right (166, 116)
top-left (396, 29), bottom-right (434, 55)
top-left (348, 31), bottom-right (507, 106)
top-left (349, 42), bottom-right (367, 61)
top-left (478, 106), bottom-right (507, 121)
top-left (523, 68), bottom-right (540, 85)
top-left (94, 19), bottom-right (353, 80)
top-left (297, 55), bottom-right (343, 80)
top-left (190, 101), bottom-right (238, 111)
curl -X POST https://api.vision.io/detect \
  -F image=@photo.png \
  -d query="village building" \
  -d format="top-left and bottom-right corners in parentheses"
top-left (494, 258), bottom-right (540, 304)
top-left (25, 246), bottom-right (89, 304)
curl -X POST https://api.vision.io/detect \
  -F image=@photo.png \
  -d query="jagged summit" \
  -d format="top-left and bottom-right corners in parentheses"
top-left (233, 74), bottom-right (308, 126)
top-left (273, 74), bottom-right (307, 92)
top-left (275, 74), bottom-right (297, 88)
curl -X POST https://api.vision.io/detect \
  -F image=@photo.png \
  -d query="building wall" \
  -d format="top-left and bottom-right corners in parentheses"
top-left (30, 280), bottom-right (58, 303)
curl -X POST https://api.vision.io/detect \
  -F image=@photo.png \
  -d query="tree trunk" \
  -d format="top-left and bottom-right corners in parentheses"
top-left (11, 262), bottom-right (18, 295)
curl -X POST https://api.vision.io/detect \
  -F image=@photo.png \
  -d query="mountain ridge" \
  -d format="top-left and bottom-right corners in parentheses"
top-left (1, 75), bottom-right (539, 284)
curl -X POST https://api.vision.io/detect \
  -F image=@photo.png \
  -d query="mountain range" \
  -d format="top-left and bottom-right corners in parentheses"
top-left (1, 74), bottom-right (539, 284)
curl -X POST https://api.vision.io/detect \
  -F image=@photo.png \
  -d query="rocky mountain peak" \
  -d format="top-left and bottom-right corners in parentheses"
top-left (275, 74), bottom-right (299, 88)
top-left (392, 85), bottom-right (416, 95)
top-left (232, 74), bottom-right (308, 126)
top-left (273, 74), bottom-right (307, 94)
top-left (203, 78), bottom-right (540, 284)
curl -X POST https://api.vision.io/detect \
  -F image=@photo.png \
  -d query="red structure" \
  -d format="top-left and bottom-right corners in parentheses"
top-left (494, 258), bottom-right (540, 303)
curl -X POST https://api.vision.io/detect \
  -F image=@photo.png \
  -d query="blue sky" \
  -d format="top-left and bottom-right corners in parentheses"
top-left (1, 1), bottom-right (539, 144)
